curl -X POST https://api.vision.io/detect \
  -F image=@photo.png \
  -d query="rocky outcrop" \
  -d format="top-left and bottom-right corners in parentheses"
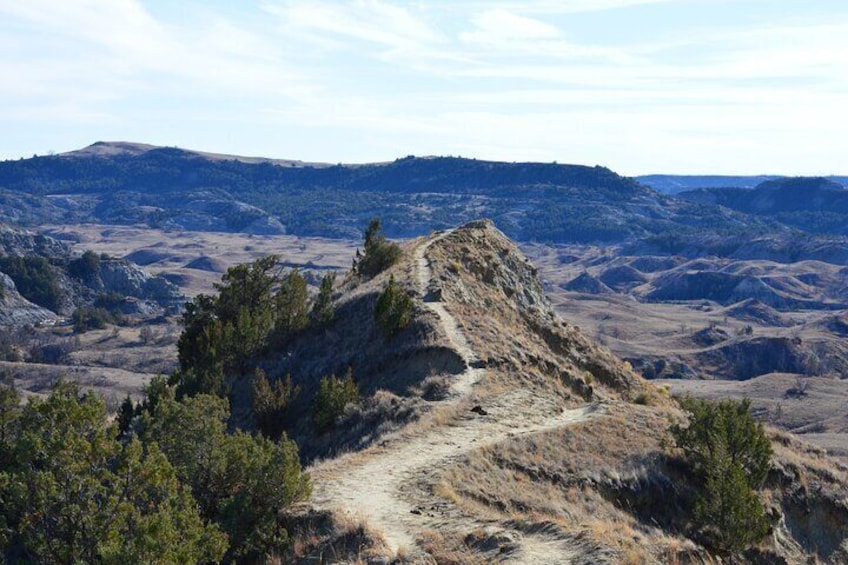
top-left (90, 258), bottom-right (184, 306)
top-left (0, 273), bottom-right (58, 326)
top-left (694, 336), bottom-right (845, 380)
top-left (0, 223), bottom-right (69, 258)
top-left (562, 272), bottom-right (614, 294)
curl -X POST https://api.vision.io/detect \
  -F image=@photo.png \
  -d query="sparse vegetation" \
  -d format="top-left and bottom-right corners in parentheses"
top-left (671, 397), bottom-right (772, 554)
top-left (785, 375), bottom-right (810, 399)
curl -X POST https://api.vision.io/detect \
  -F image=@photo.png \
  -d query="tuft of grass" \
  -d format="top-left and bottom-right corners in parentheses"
top-left (632, 391), bottom-right (652, 405)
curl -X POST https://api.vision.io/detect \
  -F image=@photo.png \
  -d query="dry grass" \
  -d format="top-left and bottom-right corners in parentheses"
top-left (281, 508), bottom-right (395, 564)
top-left (418, 530), bottom-right (489, 565)
top-left (2, 318), bottom-right (182, 408)
top-left (433, 403), bottom-right (705, 562)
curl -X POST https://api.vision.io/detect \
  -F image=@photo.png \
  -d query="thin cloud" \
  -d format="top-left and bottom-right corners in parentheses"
top-left (460, 9), bottom-right (561, 43)
top-left (262, 0), bottom-right (443, 50)
top-left (0, 0), bottom-right (845, 174)
top-left (468, 0), bottom-right (678, 15)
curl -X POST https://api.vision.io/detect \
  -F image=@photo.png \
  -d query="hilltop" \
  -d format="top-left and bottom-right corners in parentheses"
top-left (250, 220), bottom-right (848, 563)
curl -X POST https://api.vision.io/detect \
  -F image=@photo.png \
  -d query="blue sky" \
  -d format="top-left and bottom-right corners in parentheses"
top-left (1, 0), bottom-right (846, 175)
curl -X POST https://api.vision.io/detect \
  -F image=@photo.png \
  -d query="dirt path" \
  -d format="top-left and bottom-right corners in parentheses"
top-left (309, 233), bottom-right (597, 562)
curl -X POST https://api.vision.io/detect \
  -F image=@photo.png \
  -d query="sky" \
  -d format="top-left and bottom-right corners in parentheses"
top-left (1, 0), bottom-right (846, 175)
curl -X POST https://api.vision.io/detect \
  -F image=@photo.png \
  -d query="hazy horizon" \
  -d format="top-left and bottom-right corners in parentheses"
top-left (2, 0), bottom-right (846, 176)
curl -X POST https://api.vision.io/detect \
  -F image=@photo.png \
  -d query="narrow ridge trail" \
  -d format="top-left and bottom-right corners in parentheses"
top-left (309, 232), bottom-right (597, 562)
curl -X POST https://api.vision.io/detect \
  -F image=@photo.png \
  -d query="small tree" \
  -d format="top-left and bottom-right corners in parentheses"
top-left (313, 369), bottom-right (360, 433)
top-left (374, 275), bottom-right (412, 339)
top-left (68, 250), bottom-right (101, 281)
top-left (143, 393), bottom-right (311, 561)
top-left (252, 368), bottom-right (298, 439)
top-left (117, 394), bottom-right (136, 438)
top-left (310, 272), bottom-right (336, 326)
top-left (174, 257), bottom-right (316, 399)
top-left (671, 397), bottom-right (772, 554)
top-left (1, 383), bottom-right (225, 564)
top-left (355, 218), bottom-right (402, 278)
top-left (273, 269), bottom-right (309, 347)
top-left (139, 325), bottom-right (156, 345)
top-left (71, 306), bottom-right (113, 333)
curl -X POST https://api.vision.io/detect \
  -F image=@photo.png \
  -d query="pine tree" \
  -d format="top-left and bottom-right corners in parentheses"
top-left (310, 272), bottom-right (336, 326)
top-left (312, 369), bottom-right (360, 433)
top-left (374, 275), bottom-right (412, 339)
top-left (0, 383), bottom-right (225, 563)
top-left (143, 393), bottom-right (311, 561)
top-left (671, 397), bottom-right (773, 554)
top-left (117, 394), bottom-right (136, 438)
top-left (252, 368), bottom-right (298, 439)
top-left (273, 269), bottom-right (309, 347)
top-left (356, 218), bottom-right (402, 278)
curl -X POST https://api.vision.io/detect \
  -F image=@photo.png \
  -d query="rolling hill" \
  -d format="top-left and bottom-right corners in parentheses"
top-left (0, 142), bottom-right (786, 249)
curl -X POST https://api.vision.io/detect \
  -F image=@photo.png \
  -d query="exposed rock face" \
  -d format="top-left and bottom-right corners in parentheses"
top-left (696, 336), bottom-right (848, 380)
top-left (92, 258), bottom-right (184, 306)
top-left (0, 273), bottom-right (58, 326)
top-left (0, 223), bottom-right (69, 258)
top-left (0, 223), bottom-right (183, 318)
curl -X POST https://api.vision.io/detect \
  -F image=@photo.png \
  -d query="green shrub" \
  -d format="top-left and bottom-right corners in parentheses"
top-left (0, 255), bottom-right (61, 311)
top-left (71, 306), bottom-right (115, 333)
top-left (94, 291), bottom-right (125, 313)
top-left (174, 256), bottom-right (314, 399)
top-left (310, 272), bottom-right (336, 326)
top-left (374, 275), bottom-right (412, 339)
top-left (68, 250), bottom-right (101, 280)
top-left (632, 391), bottom-right (652, 405)
top-left (143, 393), bottom-right (311, 561)
top-left (671, 397), bottom-right (772, 554)
top-left (272, 269), bottom-right (309, 347)
top-left (252, 368), bottom-right (298, 439)
top-left (354, 218), bottom-right (402, 278)
top-left (1, 383), bottom-right (226, 564)
top-left (313, 369), bottom-right (360, 433)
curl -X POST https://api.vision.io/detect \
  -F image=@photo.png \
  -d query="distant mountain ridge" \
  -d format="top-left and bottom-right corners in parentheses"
top-left (678, 177), bottom-right (848, 235)
top-left (1, 141), bottom-right (846, 263)
top-left (0, 142), bottom-right (692, 243)
top-left (638, 174), bottom-right (848, 194)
